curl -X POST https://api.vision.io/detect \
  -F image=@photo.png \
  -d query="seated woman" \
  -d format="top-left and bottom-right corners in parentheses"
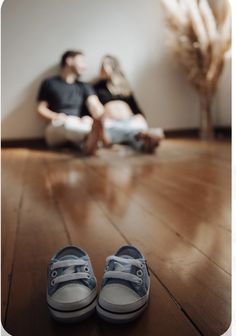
top-left (94, 55), bottom-right (164, 153)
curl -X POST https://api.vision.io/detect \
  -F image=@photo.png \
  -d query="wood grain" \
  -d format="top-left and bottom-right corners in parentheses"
top-left (45, 158), bottom-right (201, 336)
top-left (82, 160), bottom-right (231, 336)
top-left (4, 154), bottom-right (100, 336)
top-left (1, 139), bottom-right (231, 336)
top-left (1, 149), bottom-right (29, 323)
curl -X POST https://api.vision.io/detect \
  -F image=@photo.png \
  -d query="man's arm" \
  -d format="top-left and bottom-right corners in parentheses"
top-left (86, 95), bottom-right (104, 120)
top-left (37, 101), bottom-right (67, 122)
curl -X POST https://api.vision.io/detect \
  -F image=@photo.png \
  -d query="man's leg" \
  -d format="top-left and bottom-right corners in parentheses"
top-left (45, 117), bottom-right (91, 147)
top-left (45, 116), bottom-right (102, 155)
top-left (45, 120), bottom-right (67, 147)
top-left (82, 118), bottom-right (103, 155)
top-left (64, 116), bottom-right (103, 155)
top-left (63, 116), bottom-right (92, 144)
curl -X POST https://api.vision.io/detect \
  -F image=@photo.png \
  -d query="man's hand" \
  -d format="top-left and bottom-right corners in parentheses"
top-left (55, 113), bottom-right (67, 121)
top-left (37, 101), bottom-right (68, 122)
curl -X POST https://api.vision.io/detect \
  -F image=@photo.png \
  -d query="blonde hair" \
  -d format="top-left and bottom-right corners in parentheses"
top-left (101, 55), bottom-right (132, 96)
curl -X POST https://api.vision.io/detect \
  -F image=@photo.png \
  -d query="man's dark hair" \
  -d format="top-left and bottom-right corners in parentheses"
top-left (60, 50), bottom-right (84, 68)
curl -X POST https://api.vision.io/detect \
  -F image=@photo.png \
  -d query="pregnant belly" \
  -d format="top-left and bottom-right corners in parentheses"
top-left (104, 100), bottom-right (133, 120)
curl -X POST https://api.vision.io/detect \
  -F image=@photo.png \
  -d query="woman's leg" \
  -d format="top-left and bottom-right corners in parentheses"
top-left (125, 114), bottom-right (164, 152)
top-left (103, 114), bottom-right (148, 149)
top-left (104, 114), bottom-right (164, 152)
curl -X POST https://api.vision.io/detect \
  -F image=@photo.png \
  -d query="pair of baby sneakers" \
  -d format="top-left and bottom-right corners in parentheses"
top-left (47, 245), bottom-right (150, 323)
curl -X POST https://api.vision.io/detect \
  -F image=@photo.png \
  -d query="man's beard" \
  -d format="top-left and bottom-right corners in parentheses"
top-left (73, 66), bottom-right (82, 78)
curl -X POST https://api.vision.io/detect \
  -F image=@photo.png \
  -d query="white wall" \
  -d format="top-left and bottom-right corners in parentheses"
top-left (1, 0), bottom-right (231, 139)
top-left (215, 55), bottom-right (231, 126)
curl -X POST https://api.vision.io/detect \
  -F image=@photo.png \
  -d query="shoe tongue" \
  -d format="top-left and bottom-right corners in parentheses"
top-left (59, 255), bottom-right (78, 261)
top-left (54, 255), bottom-right (89, 287)
top-left (114, 255), bottom-right (134, 272)
top-left (120, 254), bottom-right (134, 259)
top-left (59, 255), bottom-right (78, 275)
top-left (114, 263), bottom-right (131, 272)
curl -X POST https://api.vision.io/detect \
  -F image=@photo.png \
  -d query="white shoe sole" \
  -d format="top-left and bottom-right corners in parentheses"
top-left (96, 300), bottom-right (148, 323)
top-left (48, 295), bottom-right (97, 323)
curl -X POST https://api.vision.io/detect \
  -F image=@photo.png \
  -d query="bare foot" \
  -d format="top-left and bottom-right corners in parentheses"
top-left (83, 119), bottom-right (103, 155)
top-left (99, 121), bottom-right (112, 148)
top-left (135, 131), bottom-right (162, 153)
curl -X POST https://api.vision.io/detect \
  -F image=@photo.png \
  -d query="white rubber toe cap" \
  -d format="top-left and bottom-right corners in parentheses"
top-left (48, 284), bottom-right (96, 310)
top-left (99, 284), bottom-right (147, 313)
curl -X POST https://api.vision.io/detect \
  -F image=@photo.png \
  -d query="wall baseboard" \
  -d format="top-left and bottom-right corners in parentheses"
top-left (165, 126), bottom-right (231, 139)
top-left (1, 137), bottom-right (47, 148)
top-left (1, 126), bottom-right (231, 148)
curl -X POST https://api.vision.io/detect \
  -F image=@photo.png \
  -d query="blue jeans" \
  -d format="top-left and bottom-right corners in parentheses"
top-left (104, 119), bottom-right (148, 150)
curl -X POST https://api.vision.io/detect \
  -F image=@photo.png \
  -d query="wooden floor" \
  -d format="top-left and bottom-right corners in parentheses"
top-left (1, 139), bottom-right (231, 336)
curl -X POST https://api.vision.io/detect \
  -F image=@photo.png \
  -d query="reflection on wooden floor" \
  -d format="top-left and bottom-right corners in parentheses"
top-left (1, 139), bottom-right (231, 336)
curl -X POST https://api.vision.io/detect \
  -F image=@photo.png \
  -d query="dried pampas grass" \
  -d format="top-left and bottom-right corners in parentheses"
top-left (161, 0), bottom-right (231, 139)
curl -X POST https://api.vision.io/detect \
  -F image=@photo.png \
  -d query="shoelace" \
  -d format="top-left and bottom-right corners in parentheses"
top-left (104, 256), bottom-right (144, 285)
top-left (50, 259), bottom-right (90, 286)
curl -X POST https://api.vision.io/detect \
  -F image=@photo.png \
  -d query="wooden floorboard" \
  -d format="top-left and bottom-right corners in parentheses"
top-left (85, 161), bottom-right (230, 272)
top-left (4, 154), bottom-right (101, 336)
top-left (1, 139), bottom-right (231, 336)
top-left (1, 149), bottom-right (29, 323)
top-left (82, 160), bottom-right (231, 335)
top-left (45, 158), bottom-right (201, 336)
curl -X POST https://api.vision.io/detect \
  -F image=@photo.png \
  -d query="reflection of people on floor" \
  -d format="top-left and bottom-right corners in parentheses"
top-left (46, 156), bottom-right (156, 219)
top-left (37, 50), bottom-right (104, 155)
top-left (94, 55), bottom-right (164, 153)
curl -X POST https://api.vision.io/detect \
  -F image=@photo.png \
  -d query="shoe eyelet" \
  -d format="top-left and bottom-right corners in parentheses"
top-left (105, 265), bottom-right (109, 271)
top-left (51, 279), bottom-right (56, 286)
top-left (87, 274), bottom-right (91, 279)
top-left (137, 278), bottom-right (143, 285)
top-left (84, 266), bottom-right (89, 272)
top-left (137, 270), bottom-right (143, 277)
top-left (51, 270), bottom-right (57, 278)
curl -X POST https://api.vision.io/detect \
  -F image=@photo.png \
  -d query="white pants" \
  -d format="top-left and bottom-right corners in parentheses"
top-left (45, 116), bottom-right (92, 147)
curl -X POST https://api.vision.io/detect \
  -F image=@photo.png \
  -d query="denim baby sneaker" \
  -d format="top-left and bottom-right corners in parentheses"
top-left (47, 246), bottom-right (97, 322)
top-left (97, 245), bottom-right (150, 323)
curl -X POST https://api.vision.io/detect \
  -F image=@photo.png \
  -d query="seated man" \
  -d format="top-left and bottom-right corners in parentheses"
top-left (37, 50), bottom-right (104, 155)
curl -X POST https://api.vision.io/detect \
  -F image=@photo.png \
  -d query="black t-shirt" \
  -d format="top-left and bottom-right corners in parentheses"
top-left (93, 79), bottom-right (144, 116)
top-left (37, 76), bottom-right (95, 117)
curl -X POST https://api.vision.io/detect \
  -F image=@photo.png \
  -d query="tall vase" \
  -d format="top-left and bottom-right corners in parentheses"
top-left (199, 94), bottom-right (214, 140)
